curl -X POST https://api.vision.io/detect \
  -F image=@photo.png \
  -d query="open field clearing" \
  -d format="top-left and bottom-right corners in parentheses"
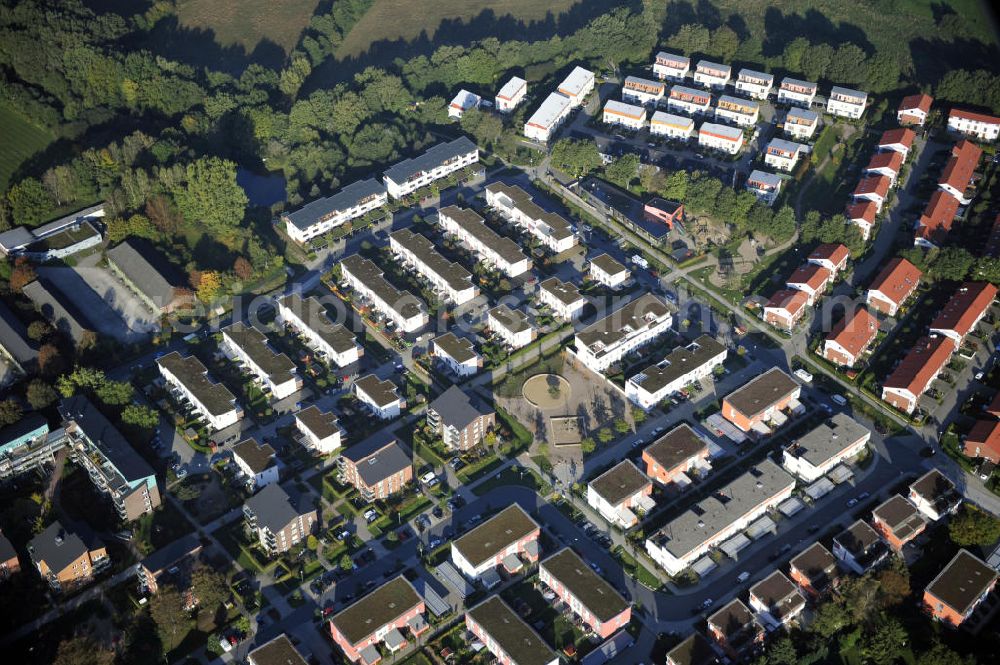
top-left (0, 103), bottom-right (55, 191)
top-left (337, 0), bottom-right (581, 57)
top-left (175, 0), bottom-right (319, 54)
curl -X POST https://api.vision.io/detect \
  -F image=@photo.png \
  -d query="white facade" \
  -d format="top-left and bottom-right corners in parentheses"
top-left (524, 92), bottom-right (573, 142)
top-left (777, 78), bottom-right (818, 108)
top-left (295, 411), bottom-right (342, 455)
top-left (340, 256), bottom-right (429, 333)
top-left (653, 52), bottom-right (689, 81)
top-left (221, 327), bottom-right (301, 401)
top-left (354, 377), bottom-right (402, 420)
top-left (781, 429), bottom-right (870, 482)
top-left (667, 86), bottom-right (712, 116)
top-left (784, 108), bottom-right (819, 140)
top-left (157, 354), bottom-right (242, 432)
top-left (275, 295), bottom-right (362, 368)
top-left (715, 95), bottom-right (760, 127)
top-left (283, 180), bottom-right (387, 244)
top-left (827, 87), bottom-right (867, 119)
top-left (485, 184), bottom-right (577, 254)
top-left (622, 76), bottom-right (665, 105)
top-left (495, 76), bottom-right (527, 113)
top-left (603, 99), bottom-right (647, 130)
top-left (735, 69), bottom-right (774, 99)
top-left (432, 334), bottom-right (481, 377)
top-left (448, 89), bottom-right (481, 119)
top-left (586, 484), bottom-right (650, 528)
top-left (389, 230), bottom-right (477, 305)
top-left (746, 170), bottom-right (782, 206)
top-left (574, 295), bottom-right (673, 373)
top-left (693, 60), bottom-right (731, 89)
top-left (650, 111), bottom-right (695, 139)
top-left (487, 306), bottom-right (535, 350)
top-left (538, 278), bottom-right (586, 320)
top-left (437, 206), bottom-right (532, 277)
top-left (589, 255), bottom-right (630, 289)
top-left (383, 138), bottom-right (479, 200)
top-left (557, 66), bottom-right (595, 106)
top-left (948, 110), bottom-right (1000, 141)
top-left (233, 446), bottom-right (279, 489)
top-left (699, 122), bottom-right (744, 154)
top-left (626, 339), bottom-right (727, 410)
top-left (764, 138), bottom-right (808, 171)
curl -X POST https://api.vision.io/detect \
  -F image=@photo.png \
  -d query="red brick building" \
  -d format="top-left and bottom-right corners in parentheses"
top-left (642, 424), bottom-right (710, 485)
top-left (328, 576), bottom-right (427, 664)
top-left (539, 548), bottom-right (631, 638)
top-left (871, 495), bottom-right (926, 551)
top-left (923, 550), bottom-right (997, 628)
top-left (788, 542), bottom-right (838, 596)
top-left (866, 257), bottom-right (922, 317)
top-left (722, 368), bottom-right (801, 434)
top-left (881, 335), bottom-right (955, 414)
top-left (964, 419), bottom-right (1000, 463)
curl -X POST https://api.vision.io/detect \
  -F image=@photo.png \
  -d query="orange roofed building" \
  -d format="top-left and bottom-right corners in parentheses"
top-left (964, 419), bottom-right (1000, 463)
top-left (878, 127), bottom-right (917, 158)
top-left (822, 307), bottom-right (878, 368)
top-left (938, 139), bottom-right (982, 205)
top-left (846, 200), bottom-right (878, 239)
top-left (866, 258), bottom-right (922, 317)
top-left (929, 282), bottom-right (997, 345)
top-left (881, 335), bottom-right (955, 414)
top-left (897, 94), bottom-right (933, 126)
top-left (763, 289), bottom-right (809, 331)
top-left (786, 263), bottom-right (833, 304)
top-left (914, 190), bottom-right (960, 248)
top-left (807, 243), bottom-right (850, 275)
top-left (853, 174), bottom-right (892, 211)
top-left (865, 150), bottom-right (904, 185)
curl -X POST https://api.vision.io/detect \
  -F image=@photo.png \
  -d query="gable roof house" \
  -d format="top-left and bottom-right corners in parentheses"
top-left (963, 418), bottom-right (1000, 464)
top-left (822, 306), bottom-right (878, 368)
top-left (898, 93), bottom-right (933, 126)
top-left (928, 282), bottom-right (997, 345)
top-left (786, 263), bottom-right (832, 304)
top-left (881, 335), bottom-right (955, 414)
top-left (938, 139), bottom-right (982, 205)
top-left (866, 258), bottom-right (922, 316)
top-left (915, 190), bottom-right (961, 248)
top-left (107, 238), bottom-right (193, 314)
top-left (763, 289), bottom-right (810, 331)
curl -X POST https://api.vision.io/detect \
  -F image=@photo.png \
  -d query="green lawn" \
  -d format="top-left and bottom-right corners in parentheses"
top-left (175, 0), bottom-right (317, 53)
top-left (0, 103), bottom-right (54, 191)
top-left (472, 465), bottom-right (551, 496)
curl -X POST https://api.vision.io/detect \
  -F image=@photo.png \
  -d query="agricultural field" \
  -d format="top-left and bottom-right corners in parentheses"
top-left (175, 0), bottom-right (319, 54)
top-left (336, 0), bottom-right (582, 57)
top-left (0, 103), bottom-right (55, 191)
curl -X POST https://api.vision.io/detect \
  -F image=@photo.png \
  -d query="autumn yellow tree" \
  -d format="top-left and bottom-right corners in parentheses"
top-left (195, 270), bottom-right (223, 302)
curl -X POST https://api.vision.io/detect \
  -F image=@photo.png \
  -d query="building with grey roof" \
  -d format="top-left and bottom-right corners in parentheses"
top-left (466, 596), bottom-right (559, 665)
top-left (431, 332), bottom-right (481, 377)
top-left (389, 228), bottom-right (476, 305)
top-left (575, 293), bottom-right (673, 372)
top-left (221, 322), bottom-right (301, 400)
top-left (749, 570), bottom-right (806, 628)
top-left (627, 335), bottom-right (727, 409)
top-left (137, 533), bottom-right (203, 594)
top-left (587, 460), bottom-right (654, 527)
top-left (28, 520), bottom-right (109, 592)
top-left (721, 368), bottom-right (801, 434)
top-left (106, 238), bottom-right (192, 314)
top-left (383, 137), bottom-right (478, 199)
top-left (275, 293), bottom-right (361, 368)
top-left (641, 423), bottom-right (711, 485)
top-left (924, 549), bottom-right (998, 627)
top-left (437, 205), bottom-right (531, 277)
top-left (0, 203), bottom-right (105, 259)
top-left (157, 351), bottom-right (242, 431)
top-left (832, 520), bottom-right (889, 574)
top-left (23, 278), bottom-right (94, 344)
top-left (232, 438), bottom-right (278, 489)
top-left (0, 299), bottom-right (38, 380)
top-left (782, 413), bottom-right (870, 482)
top-left (588, 253), bottom-right (630, 288)
top-left (707, 598), bottom-right (763, 658)
top-left (282, 178), bottom-right (387, 244)
top-left (667, 632), bottom-right (718, 665)
top-left (243, 483), bottom-right (316, 554)
top-left (294, 405), bottom-right (342, 455)
top-left (485, 182), bottom-right (577, 253)
top-left (353, 373), bottom-right (403, 419)
top-left (487, 304), bottom-right (535, 349)
top-left (426, 385), bottom-right (495, 451)
top-left (788, 542), bottom-right (838, 595)
top-left (538, 276), bottom-right (586, 320)
top-left (871, 494), bottom-right (926, 550)
top-left (908, 468), bottom-right (961, 521)
top-left (339, 434), bottom-right (412, 501)
top-left (646, 459), bottom-right (795, 575)
top-left (340, 254), bottom-right (429, 333)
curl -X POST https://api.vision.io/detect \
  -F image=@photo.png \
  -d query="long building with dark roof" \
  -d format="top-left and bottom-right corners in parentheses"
top-left (383, 137), bottom-right (478, 199)
top-left (106, 238), bottom-right (192, 314)
top-left (574, 293), bottom-right (673, 372)
top-left (282, 179), bottom-right (387, 244)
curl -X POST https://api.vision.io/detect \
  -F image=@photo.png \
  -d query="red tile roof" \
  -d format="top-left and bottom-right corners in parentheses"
top-left (766, 289), bottom-right (809, 315)
top-left (929, 282), bottom-right (998, 339)
top-left (899, 94), bottom-right (933, 115)
top-left (869, 258), bottom-right (922, 307)
top-left (950, 108), bottom-right (1000, 125)
top-left (787, 263), bottom-right (832, 291)
top-left (854, 174), bottom-right (891, 198)
top-left (915, 190), bottom-right (960, 245)
top-left (987, 391), bottom-right (1000, 418)
top-left (965, 419), bottom-right (1000, 459)
top-left (826, 307), bottom-right (878, 357)
top-left (809, 243), bottom-right (850, 267)
top-left (879, 128), bottom-right (916, 150)
top-left (866, 150), bottom-right (904, 174)
top-left (884, 335), bottom-right (955, 395)
top-left (939, 140), bottom-right (982, 194)
top-left (846, 200), bottom-right (878, 225)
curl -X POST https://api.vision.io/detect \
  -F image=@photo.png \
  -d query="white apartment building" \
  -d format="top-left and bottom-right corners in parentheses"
top-left (524, 92), bottom-right (573, 143)
top-left (353, 374), bottom-right (404, 420)
top-left (622, 76), bottom-right (666, 105)
top-left (699, 122), bottom-right (744, 154)
top-left (667, 85), bottom-right (712, 116)
top-left (693, 60), bottom-right (731, 89)
top-left (276, 293), bottom-right (362, 368)
top-left (538, 277), bottom-right (586, 320)
top-left (587, 460), bottom-right (654, 528)
top-left (340, 254), bottom-right (429, 333)
top-left (382, 137), bottom-right (479, 199)
top-left (487, 305), bottom-right (535, 350)
top-left (438, 205), bottom-right (531, 277)
top-left (431, 332), bottom-right (481, 377)
top-left (781, 414), bottom-right (870, 482)
top-left (389, 228), bottom-right (477, 305)
top-left (485, 182), bottom-right (577, 254)
top-left (451, 504), bottom-right (540, 580)
top-left (777, 78), bottom-right (818, 108)
top-left (715, 95), bottom-right (760, 127)
top-left (589, 253), bottom-right (630, 289)
top-left (626, 335), bottom-right (726, 410)
top-left (575, 294), bottom-right (673, 373)
top-left (557, 66), bottom-right (595, 106)
top-left (221, 322), bottom-right (302, 401)
top-left (157, 351), bottom-right (242, 431)
top-left (948, 108), bottom-right (1000, 141)
top-left (283, 179), bottom-right (387, 244)
top-left (784, 107), bottom-right (820, 140)
top-left (650, 111), bottom-right (695, 139)
top-left (653, 51), bottom-right (690, 81)
top-left (646, 460), bottom-right (796, 575)
top-left (295, 405), bottom-right (342, 455)
top-left (764, 138), bottom-right (808, 172)
top-left (603, 99), bottom-right (647, 130)
top-left (495, 76), bottom-right (527, 113)
top-left (746, 170), bottom-right (783, 206)
top-left (232, 439), bottom-right (279, 489)
top-left (827, 86), bottom-right (868, 119)
top-left (735, 69), bottom-right (774, 99)
top-left (448, 89), bottom-right (481, 119)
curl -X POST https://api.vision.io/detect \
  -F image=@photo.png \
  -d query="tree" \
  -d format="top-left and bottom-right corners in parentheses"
top-left (26, 320), bottom-right (52, 342)
top-left (191, 564), bottom-right (228, 616)
top-left (195, 270), bottom-right (223, 303)
top-left (550, 139), bottom-right (602, 178)
top-left (928, 247), bottom-right (973, 282)
top-left (605, 154), bottom-right (641, 189)
top-left (122, 404), bottom-right (159, 430)
top-left (460, 109), bottom-right (503, 148)
top-left (782, 37), bottom-right (810, 73)
top-left (767, 637), bottom-right (798, 665)
top-left (861, 615), bottom-right (908, 665)
top-left (306, 534), bottom-right (319, 550)
top-left (948, 504), bottom-right (1000, 546)
top-left (95, 379), bottom-right (134, 406)
top-left (26, 379), bottom-right (58, 409)
top-left (613, 418), bottom-right (630, 434)
top-left (52, 636), bottom-right (115, 665)
top-left (809, 600), bottom-right (851, 638)
top-left (278, 56), bottom-right (312, 98)
top-left (800, 43), bottom-right (834, 82)
top-left (6, 178), bottom-right (55, 226)
top-left (339, 553), bottom-right (353, 571)
top-left (876, 565), bottom-right (910, 608)
top-left (233, 256), bottom-right (253, 281)
top-left (596, 427), bottom-right (613, 444)
top-left (973, 256), bottom-right (1000, 284)
top-left (580, 437), bottom-right (596, 454)
top-left (9, 257), bottom-right (36, 292)
top-left (38, 343), bottom-right (64, 377)
top-left (149, 585), bottom-right (190, 652)
top-left (170, 157), bottom-right (248, 235)
top-left (916, 642), bottom-right (973, 665)
top-left (709, 26), bottom-right (740, 62)
top-left (0, 399), bottom-right (22, 426)
top-left (671, 24), bottom-right (710, 55)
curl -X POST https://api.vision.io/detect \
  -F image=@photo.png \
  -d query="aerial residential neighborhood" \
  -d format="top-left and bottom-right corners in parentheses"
top-left (1, 2), bottom-right (1000, 665)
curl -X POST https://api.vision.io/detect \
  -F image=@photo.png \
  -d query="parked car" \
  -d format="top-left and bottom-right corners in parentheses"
top-left (736, 571), bottom-right (750, 583)
top-left (831, 394), bottom-right (848, 406)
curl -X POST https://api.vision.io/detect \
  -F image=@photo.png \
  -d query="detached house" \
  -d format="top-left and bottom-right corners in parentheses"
top-left (898, 93), bottom-right (933, 126)
top-left (865, 150), bottom-right (904, 186)
top-left (746, 170), bottom-right (782, 206)
top-left (827, 86), bottom-right (868, 119)
top-left (295, 405), bottom-right (342, 455)
top-left (653, 52), bottom-right (690, 81)
top-left (722, 368), bottom-right (801, 434)
top-left (748, 571), bottom-right (807, 629)
top-left (871, 494), bottom-right (926, 551)
top-left (448, 89), bottom-right (481, 119)
top-left (668, 86), bottom-right (712, 116)
top-left (784, 107), bottom-right (820, 140)
top-left (699, 122), bottom-right (744, 154)
top-left (603, 99), bottom-right (647, 130)
top-left (587, 460), bottom-right (654, 528)
top-left (924, 550), bottom-right (998, 627)
top-left (763, 289), bottom-right (809, 331)
top-left (948, 108), bottom-right (1000, 142)
top-left (822, 307), bottom-right (878, 368)
top-left (623, 76), bottom-right (666, 105)
top-left (28, 521), bottom-right (108, 593)
top-left (866, 257), bottom-right (922, 316)
top-left (588, 253), bottom-right (631, 289)
top-left (735, 69), bottom-right (774, 99)
top-left (764, 138), bottom-right (808, 172)
top-left (232, 438), bottom-right (279, 490)
top-left (495, 76), bottom-right (527, 112)
top-left (846, 200), bottom-right (878, 240)
top-left (487, 304), bottom-right (535, 350)
top-left (777, 78), bottom-right (818, 108)
top-left (908, 469), bottom-right (961, 521)
top-left (524, 92), bottom-right (573, 143)
top-left (878, 127), bottom-right (917, 159)
top-left (667, 633), bottom-right (719, 665)
top-left (243, 483), bottom-right (316, 555)
top-left (693, 60), bottom-right (731, 89)
top-left (642, 423), bottom-right (711, 485)
top-left (650, 111), bottom-right (695, 139)
top-left (354, 374), bottom-right (404, 419)
top-left (963, 419), bottom-right (1000, 463)
top-left (249, 635), bottom-right (309, 665)
top-left (538, 277), bottom-right (586, 320)
top-left (881, 335), bottom-right (955, 414)
top-left (808, 243), bottom-right (850, 276)
top-left (788, 542), bottom-right (838, 596)
top-left (929, 282), bottom-right (997, 344)
top-left (707, 599), bottom-right (764, 660)
top-left (832, 520), bottom-right (889, 574)
top-left (715, 95), bottom-right (760, 127)
top-left (915, 190), bottom-right (960, 248)
top-left (938, 139), bottom-right (982, 205)
top-left (781, 413), bottom-right (871, 482)
top-left (431, 332), bottom-right (481, 377)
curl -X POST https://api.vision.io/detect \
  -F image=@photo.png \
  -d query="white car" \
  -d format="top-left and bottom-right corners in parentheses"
top-left (219, 637), bottom-right (233, 653)
top-left (831, 394), bottom-right (848, 406)
top-left (793, 368), bottom-right (813, 383)
top-left (420, 471), bottom-right (437, 485)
